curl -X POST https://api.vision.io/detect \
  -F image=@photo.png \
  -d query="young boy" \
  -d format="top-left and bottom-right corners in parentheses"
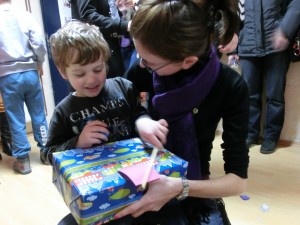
top-left (41, 20), bottom-right (168, 166)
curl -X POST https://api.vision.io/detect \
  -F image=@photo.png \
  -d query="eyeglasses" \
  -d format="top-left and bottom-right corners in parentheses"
top-left (140, 58), bottom-right (172, 73)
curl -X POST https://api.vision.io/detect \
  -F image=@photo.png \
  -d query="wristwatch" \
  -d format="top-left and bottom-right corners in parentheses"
top-left (176, 177), bottom-right (189, 201)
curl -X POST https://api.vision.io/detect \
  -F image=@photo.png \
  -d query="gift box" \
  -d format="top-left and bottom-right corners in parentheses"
top-left (52, 138), bottom-right (188, 225)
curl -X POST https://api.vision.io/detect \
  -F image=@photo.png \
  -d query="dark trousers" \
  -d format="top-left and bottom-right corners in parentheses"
top-left (57, 198), bottom-right (230, 225)
top-left (58, 200), bottom-right (188, 225)
top-left (240, 50), bottom-right (290, 142)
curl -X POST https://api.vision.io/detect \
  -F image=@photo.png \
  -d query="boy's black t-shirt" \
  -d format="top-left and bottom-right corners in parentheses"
top-left (43, 77), bottom-right (147, 164)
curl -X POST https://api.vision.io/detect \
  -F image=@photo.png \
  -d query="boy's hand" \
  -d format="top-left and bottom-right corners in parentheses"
top-left (135, 117), bottom-right (168, 149)
top-left (76, 120), bottom-right (109, 148)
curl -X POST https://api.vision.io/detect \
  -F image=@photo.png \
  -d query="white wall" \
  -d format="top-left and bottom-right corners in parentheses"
top-left (57, 0), bottom-right (72, 25)
top-left (281, 62), bottom-right (300, 143)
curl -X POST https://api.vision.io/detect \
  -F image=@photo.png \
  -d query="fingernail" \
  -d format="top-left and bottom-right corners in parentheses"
top-left (99, 132), bottom-right (108, 137)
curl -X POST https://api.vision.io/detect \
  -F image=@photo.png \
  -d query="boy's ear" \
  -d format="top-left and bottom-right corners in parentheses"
top-left (182, 56), bottom-right (199, 70)
top-left (57, 68), bottom-right (68, 80)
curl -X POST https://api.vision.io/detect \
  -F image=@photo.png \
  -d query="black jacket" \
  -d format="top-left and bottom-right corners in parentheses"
top-left (71, 0), bottom-right (130, 77)
top-left (125, 62), bottom-right (250, 178)
top-left (42, 77), bottom-right (148, 165)
top-left (238, 0), bottom-right (300, 57)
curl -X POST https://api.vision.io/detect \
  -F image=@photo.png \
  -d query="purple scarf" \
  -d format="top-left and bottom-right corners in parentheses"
top-left (152, 48), bottom-right (220, 179)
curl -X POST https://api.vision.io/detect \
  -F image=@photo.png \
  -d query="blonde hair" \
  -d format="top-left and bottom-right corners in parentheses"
top-left (50, 20), bottom-right (111, 74)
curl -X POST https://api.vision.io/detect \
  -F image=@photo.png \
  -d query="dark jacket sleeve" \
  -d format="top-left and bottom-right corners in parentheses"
top-left (42, 109), bottom-right (79, 165)
top-left (74, 0), bottom-right (129, 37)
top-left (115, 77), bottom-right (149, 122)
top-left (123, 58), bottom-right (153, 92)
top-left (220, 66), bottom-right (250, 178)
top-left (280, 0), bottom-right (300, 41)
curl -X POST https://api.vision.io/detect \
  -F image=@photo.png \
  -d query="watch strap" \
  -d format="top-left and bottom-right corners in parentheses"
top-left (176, 177), bottom-right (189, 201)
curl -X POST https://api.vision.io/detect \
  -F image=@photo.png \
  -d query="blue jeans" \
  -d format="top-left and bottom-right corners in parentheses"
top-left (0, 70), bottom-right (48, 158)
top-left (240, 51), bottom-right (289, 142)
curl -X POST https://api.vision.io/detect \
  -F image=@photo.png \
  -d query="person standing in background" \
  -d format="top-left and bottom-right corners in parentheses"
top-left (71, 0), bottom-right (135, 78)
top-left (115, 0), bottom-right (137, 69)
top-left (233, 0), bottom-right (300, 154)
top-left (0, 0), bottom-right (48, 174)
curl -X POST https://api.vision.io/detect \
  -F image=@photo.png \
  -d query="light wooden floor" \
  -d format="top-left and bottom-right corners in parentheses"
top-left (0, 133), bottom-right (299, 225)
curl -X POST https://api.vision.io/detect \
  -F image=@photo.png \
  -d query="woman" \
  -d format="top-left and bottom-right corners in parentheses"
top-left (117, 0), bottom-right (250, 224)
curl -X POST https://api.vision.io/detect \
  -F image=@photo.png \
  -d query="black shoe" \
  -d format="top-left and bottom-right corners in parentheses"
top-left (40, 150), bottom-right (50, 165)
top-left (260, 140), bottom-right (277, 154)
top-left (0, 112), bottom-right (12, 156)
top-left (246, 138), bottom-right (258, 149)
top-left (2, 139), bottom-right (12, 156)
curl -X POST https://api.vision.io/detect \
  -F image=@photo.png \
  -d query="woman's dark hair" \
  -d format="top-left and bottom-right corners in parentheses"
top-left (130, 0), bottom-right (239, 61)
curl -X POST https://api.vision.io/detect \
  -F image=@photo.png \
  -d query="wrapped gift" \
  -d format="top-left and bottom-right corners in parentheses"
top-left (52, 138), bottom-right (188, 225)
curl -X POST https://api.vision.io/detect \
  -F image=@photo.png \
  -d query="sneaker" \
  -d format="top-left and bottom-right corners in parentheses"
top-left (246, 138), bottom-right (258, 149)
top-left (260, 140), bottom-right (277, 154)
top-left (13, 157), bottom-right (32, 175)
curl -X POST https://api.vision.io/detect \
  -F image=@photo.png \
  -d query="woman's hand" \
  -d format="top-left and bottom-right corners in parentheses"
top-left (135, 117), bottom-right (168, 150)
top-left (115, 175), bottom-right (182, 218)
top-left (76, 120), bottom-right (109, 148)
